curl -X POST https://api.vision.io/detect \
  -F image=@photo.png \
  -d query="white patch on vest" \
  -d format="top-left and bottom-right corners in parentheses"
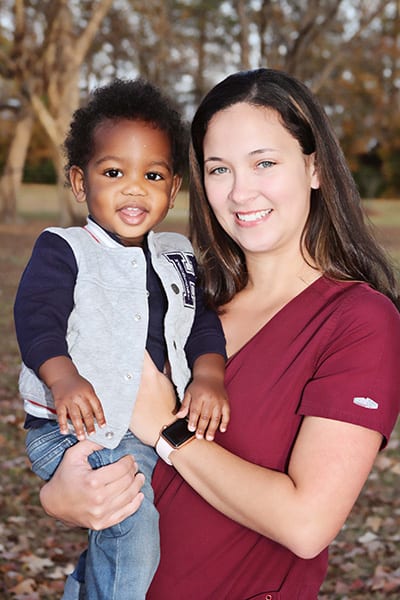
top-left (353, 396), bottom-right (379, 410)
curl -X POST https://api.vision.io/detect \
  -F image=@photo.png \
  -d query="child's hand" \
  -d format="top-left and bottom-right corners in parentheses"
top-left (177, 376), bottom-right (230, 441)
top-left (51, 373), bottom-right (106, 441)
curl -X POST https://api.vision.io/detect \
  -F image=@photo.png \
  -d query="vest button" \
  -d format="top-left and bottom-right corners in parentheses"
top-left (171, 283), bottom-right (179, 294)
top-left (105, 431), bottom-right (114, 439)
top-left (134, 313), bottom-right (141, 321)
top-left (124, 373), bottom-right (133, 380)
top-left (131, 259), bottom-right (137, 267)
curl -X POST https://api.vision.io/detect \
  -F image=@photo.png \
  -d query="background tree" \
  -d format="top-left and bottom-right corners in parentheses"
top-left (0, 1), bottom-right (34, 222)
top-left (0, 0), bottom-right (399, 224)
top-left (0, 0), bottom-right (114, 224)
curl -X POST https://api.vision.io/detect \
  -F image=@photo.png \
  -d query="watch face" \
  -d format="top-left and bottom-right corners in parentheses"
top-left (162, 418), bottom-right (195, 448)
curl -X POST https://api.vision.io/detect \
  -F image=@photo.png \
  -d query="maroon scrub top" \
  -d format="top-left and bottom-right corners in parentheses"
top-left (149, 277), bottom-right (400, 600)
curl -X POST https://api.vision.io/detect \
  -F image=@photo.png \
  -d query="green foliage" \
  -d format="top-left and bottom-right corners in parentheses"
top-left (381, 148), bottom-right (400, 198)
top-left (23, 159), bottom-right (56, 184)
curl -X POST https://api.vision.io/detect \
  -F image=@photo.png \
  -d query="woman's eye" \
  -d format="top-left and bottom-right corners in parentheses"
top-left (104, 168), bottom-right (122, 178)
top-left (145, 172), bottom-right (163, 181)
top-left (257, 160), bottom-right (275, 169)
top-left (209, 166), bottom-right (228, 175)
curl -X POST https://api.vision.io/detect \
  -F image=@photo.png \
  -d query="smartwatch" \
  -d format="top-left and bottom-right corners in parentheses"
top-left (156, 418), bottom-right (196, 465)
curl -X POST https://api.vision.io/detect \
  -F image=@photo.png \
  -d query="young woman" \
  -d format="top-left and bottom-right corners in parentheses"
top-left (39, 69), bottom-right (400, 599)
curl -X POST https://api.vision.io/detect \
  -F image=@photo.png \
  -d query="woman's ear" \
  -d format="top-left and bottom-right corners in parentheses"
top-left (69, 166), bottom-right (87, 203)
top-left (309, 153), bottom-right (320, 190)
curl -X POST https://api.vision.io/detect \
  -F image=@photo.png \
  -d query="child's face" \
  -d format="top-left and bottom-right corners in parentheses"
top-left (70, 118), bottom-right (182, 246)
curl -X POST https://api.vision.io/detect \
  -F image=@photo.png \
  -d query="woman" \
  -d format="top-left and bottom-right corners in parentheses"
top-left (40, 69), bottom-right (400, 599)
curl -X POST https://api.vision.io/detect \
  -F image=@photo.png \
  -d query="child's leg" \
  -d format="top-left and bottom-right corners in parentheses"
top-left (26, 422), bottom-right (84, 600)
top-left (25, 420), bottom-right (78, 480)
top-left (61, 559), bottom-right (85, 600)
top-left (84, 431), bottom-right (159, 600)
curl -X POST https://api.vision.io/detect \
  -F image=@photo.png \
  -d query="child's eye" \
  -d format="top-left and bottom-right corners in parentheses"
top-left (145, 172), bottom-right (164, 181)
top-left (104, 168), bottom-right (122, 178)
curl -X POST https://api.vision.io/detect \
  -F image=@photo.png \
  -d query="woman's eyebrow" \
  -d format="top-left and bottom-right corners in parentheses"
top-left (249, 147), bottom-right (277, 155)
top-left (204, 147), bottom-right (278, 163)
top-left (204, 156), bottom-right (223, 163)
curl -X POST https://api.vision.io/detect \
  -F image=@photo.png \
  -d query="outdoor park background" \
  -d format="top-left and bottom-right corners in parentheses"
top-left (1, 1), bottom-right (400, 599)
top-left (0, 186), bottom-right (399, 600)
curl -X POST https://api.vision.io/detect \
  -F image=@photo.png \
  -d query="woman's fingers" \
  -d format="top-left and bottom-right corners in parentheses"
top-left (40, 442), bottom-right (144, 530)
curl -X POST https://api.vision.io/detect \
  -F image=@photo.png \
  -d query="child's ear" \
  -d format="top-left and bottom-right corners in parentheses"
top-left (69, 166), bottom-right (87, 203)
top-left (169, 174), bottom-right (183, 209)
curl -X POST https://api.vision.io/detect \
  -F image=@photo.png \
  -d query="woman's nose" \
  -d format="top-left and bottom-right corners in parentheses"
top-left (228, 172), bottom-right (255, 204)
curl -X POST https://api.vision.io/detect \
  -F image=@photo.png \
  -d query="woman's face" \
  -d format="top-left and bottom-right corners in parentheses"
top-left (203, 102), bottom-right (319, 260)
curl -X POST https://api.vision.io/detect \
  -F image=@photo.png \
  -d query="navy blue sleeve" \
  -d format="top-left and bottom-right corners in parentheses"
top-left (14, 231), bottom-right (77, 374)
top-left (184, 284), bottom-right (227, 369)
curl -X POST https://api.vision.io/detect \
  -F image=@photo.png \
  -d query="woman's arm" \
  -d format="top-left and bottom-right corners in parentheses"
top-left (169, 417), bottom-right (381, 559)
top-left (40, 440), bottom-right (145, 530)
top-left (131, 353), bottom-right (382, 559)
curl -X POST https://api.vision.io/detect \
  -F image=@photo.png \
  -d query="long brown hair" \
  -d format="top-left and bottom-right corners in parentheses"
top-left (189, 68), bottom-right (399, 310)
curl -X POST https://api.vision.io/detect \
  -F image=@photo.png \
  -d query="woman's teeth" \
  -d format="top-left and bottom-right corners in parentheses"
top-left (236, 209), bottom-right (272, 222)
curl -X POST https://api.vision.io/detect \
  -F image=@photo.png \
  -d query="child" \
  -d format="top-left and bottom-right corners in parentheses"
top-left (14, 78), bottom-right (229, 600)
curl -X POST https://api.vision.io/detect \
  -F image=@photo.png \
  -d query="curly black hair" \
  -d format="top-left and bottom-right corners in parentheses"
top-left (63, 78), bottom-right (189, 184)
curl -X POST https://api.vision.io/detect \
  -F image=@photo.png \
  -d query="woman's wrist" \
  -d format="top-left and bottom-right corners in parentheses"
top-left (155, 418), bottom-right (196, 464)
top-left (39, 480), bottom-right (77, 527)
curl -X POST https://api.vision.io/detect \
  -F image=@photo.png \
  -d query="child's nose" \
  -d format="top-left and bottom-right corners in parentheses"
top-left (122, 175), bottom-right (146, 196)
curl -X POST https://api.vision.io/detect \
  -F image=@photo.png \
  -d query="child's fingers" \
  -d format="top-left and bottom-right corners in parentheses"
top-left (80, 404), bottom-right (98, 436)
top-left (58, 406), bottom-right (70, 435)
top-left (194, 409), bottom-right (211, 439)
top-left (187, 401), bottom-right (202, 432)
top-left (175, 405), bottom-right (189, 419)
top-left (68, 403), bottom-right (87, 441)
top-left (204, 407), bottom-right (223, 441)
top-left (219, 403), bottom-right (231, 433)
top-left (189, 410), bottom-right (203, 433)
top-left (90, 398), bottom-right (106, 429)
top-left (175, 394), bottom-right (190, 419)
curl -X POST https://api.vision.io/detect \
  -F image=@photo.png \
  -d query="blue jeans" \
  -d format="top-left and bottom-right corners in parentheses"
top-left (26, 421), bottom-right (159, 600)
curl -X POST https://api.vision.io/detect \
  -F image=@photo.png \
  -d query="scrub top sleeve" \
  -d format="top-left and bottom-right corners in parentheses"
top-left (299, 289), bottom-right (400, 446)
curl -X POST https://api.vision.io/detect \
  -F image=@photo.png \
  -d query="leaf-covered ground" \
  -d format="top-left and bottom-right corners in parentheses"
top-left (1, 205), bottom-right (399, 599)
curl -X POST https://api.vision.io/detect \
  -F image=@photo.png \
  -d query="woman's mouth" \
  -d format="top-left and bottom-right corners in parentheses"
top-left (236, 209), bottom-right (272, 223)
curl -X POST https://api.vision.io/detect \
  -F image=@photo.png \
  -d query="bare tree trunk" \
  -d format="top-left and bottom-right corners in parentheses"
top-left (3, 0), bottom-right (114, 226)
top-left (192, 9), bottom-right (207, 106)
top-left (235, 0), bottom-right (251, 69)
top-left (30, 80), bottom-right (81, 225)
top-left (0, 108), bottom-right (34, 223)
top-left (50, 145), bottom-right (78, 226)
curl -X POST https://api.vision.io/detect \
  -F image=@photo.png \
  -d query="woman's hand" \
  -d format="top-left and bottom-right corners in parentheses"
top-left (39, 440), bottom-right (145, 530)
top-left (130, 351), bottom-right (177, 446)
